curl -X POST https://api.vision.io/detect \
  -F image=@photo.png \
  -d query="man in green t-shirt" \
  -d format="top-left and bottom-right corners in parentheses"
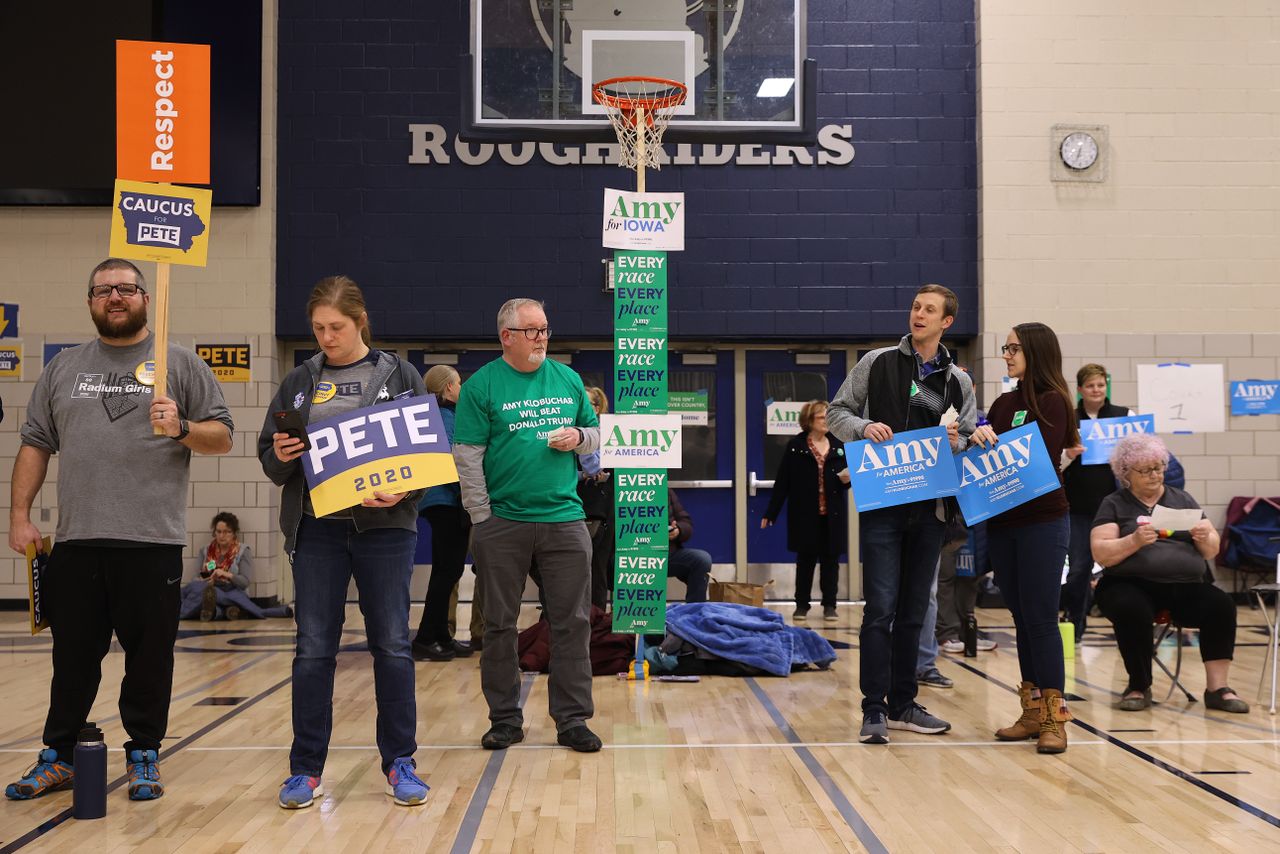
top-left (453, 298), bottom-right (602, 753)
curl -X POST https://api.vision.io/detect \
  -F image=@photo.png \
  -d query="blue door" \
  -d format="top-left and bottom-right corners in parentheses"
top-left (745, 350), bottom-right (849, 595)
top-left (668, 350), bottom-right (735, 567)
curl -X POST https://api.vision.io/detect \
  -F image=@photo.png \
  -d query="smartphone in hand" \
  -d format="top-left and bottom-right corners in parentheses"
top-left (272, 409), bottom-right (312, 451)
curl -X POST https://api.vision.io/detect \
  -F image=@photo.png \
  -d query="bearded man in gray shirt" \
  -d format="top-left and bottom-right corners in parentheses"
top-left (5, 259), bottom-right (233, 803)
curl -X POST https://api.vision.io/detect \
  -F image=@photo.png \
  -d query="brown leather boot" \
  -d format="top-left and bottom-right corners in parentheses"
top-left (1037, 688), bottom-right (1072, 754)
top-left (995, 681), bottom-right (1040, 741)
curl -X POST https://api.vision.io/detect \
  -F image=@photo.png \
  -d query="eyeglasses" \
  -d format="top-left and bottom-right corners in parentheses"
top-left (1000, 343), bottom-right (1022, 356)
top-left (89, 283), bottom-right (145, 299)
top-left (506, 327), bottom-right (551, 341)
top-left (1131, 465), bottom-right (1166, 477)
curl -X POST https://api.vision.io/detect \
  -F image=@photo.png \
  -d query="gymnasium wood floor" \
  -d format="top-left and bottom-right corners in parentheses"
top-left (0, 604), bottom-right (1276, 853)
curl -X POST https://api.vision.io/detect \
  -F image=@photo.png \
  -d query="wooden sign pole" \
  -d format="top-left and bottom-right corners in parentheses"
top-left (152, 261), bottom-right (170, 434)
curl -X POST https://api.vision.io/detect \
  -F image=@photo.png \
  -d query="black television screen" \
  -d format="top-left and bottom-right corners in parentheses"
top-left (0, 0), bottom-right (261, 206)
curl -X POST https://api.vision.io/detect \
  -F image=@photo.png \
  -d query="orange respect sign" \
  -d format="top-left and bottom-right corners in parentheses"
top-left (116, 40), bottom-right (210, 184)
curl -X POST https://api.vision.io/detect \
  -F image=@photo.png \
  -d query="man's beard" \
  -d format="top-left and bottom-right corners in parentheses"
top-left (92, 302), bottom-right (148, 339)
top-left (527, 350), bottom-right (546, 365)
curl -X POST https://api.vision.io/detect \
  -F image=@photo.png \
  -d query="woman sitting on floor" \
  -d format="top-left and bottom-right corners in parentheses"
top-left (179, 512), bottom-right (292, 621)
top-left (1089, 433), bottom-right (1247, 713)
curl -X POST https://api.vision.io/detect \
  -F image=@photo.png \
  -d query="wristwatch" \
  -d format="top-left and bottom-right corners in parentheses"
top-left (173, 419), bottom-right (190, 441)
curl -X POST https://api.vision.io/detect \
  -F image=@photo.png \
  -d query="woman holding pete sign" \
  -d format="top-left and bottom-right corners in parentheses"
top-left (257, 276), bottom-right (430, 810)
top-left (971, 323), bottom-right (1081, 754)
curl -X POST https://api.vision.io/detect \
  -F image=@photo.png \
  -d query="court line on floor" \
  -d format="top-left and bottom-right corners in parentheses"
top-left (948, 658), bottom-right (1280, 831)
top-left (745, 677), bottom-right (889, 854)
top-left (0, 674), bottom-right (292, 854)
top-left (449, 674), bottom-right (535, 854)
top-left (0, 651), bottom-right (281, 751)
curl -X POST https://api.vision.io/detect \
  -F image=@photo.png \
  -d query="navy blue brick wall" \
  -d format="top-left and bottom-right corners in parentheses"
top-left (277, 1), bottom-right (977, 341)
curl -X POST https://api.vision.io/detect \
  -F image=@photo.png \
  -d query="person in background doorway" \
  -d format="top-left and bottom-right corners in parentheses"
top-left (761, 399), bottom-right (851, 623)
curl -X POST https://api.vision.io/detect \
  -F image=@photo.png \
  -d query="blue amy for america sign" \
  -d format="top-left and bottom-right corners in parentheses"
top-left (1230, 381), bottom-right (1280, 415)
top-left (1079, 414), bottom-right (1156, 465)
top-left (848, 426), bottom-right (959, 511)
top-left (301, 395), bottom-right (459, 517)
top-left (955, 424), bottom-right (1061, 525)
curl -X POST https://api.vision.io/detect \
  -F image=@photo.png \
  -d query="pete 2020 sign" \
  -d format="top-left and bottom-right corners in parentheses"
top-left (116, 40), bottom-right (210, 184)
top-left (954, 424), bottom-right (1061, 525)
top-left (301, 395), bottom-right (459, 517)
top-left (848, 426), bottom-right (959, 511)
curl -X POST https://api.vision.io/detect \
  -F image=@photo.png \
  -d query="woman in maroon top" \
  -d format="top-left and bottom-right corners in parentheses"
top-left (971, 322), bottom-right (1081, 754)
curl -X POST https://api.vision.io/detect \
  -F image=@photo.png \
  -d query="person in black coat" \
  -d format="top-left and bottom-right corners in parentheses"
top-left (761, 400), bottom-right (851, 622)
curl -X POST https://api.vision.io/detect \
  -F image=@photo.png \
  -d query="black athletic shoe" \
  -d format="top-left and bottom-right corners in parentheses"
top-left (412, 641), bottom-right (455, 662)
top-left (556, 726), bottom-right (603, 753)
top-left (481, 724), bottom-right (525, 750)
top-left (449, 639), bottom-right (474, 658)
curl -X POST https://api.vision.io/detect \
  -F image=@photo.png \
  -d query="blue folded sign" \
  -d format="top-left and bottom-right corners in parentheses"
top-left (955, 424), bottom-right (1061, 525)
top-left (1079, 414), bottom-right (1156, 465)
top-left (848, 426), bottom-right (959, 511)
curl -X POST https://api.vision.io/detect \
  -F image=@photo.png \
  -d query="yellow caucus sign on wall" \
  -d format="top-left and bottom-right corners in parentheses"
top-left (109, 179), bottom-right (213, 267)
top-left (300, 395), bottom-right (459, 518)
top-left (197, 344), bottom-right (251, 382)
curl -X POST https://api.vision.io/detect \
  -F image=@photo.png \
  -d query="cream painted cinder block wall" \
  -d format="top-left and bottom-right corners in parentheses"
top-left (0, 3), bottom-right (281, 600)
top-left (976, 1), bottom-right (1280, 553)
top-left (977, 0), bottom-right (1280, 335)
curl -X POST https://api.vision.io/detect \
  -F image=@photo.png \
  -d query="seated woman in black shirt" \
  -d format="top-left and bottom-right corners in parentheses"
top-left (1090, 433), bottom-right (1247, 713)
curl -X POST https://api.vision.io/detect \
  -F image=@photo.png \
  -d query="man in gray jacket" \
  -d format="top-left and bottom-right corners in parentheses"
top-left (827, 284), bottom-right (975, 745)
top-left (453, 299), bottom-right (602, 752)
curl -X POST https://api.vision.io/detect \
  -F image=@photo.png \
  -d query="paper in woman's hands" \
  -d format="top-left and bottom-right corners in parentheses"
top-left (939, 406), bottom-right (959, 427)
top-left (1149, 505), bottom-right (1203, 531)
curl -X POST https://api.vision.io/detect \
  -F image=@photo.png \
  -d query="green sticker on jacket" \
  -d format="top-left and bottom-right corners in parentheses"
top-left (1012, 409), bottom-right (1027, 427)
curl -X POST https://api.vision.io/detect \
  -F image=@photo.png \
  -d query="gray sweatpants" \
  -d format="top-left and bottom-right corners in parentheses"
top-left (472, 516), bottom-right (593, 732)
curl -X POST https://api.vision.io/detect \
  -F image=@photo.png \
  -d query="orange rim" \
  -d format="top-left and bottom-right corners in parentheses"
top-left (591, 76), bottom-right (688, 116)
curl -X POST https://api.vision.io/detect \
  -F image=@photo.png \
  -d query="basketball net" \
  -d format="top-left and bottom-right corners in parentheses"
top-left (592, 76), bottom-right (687, 191)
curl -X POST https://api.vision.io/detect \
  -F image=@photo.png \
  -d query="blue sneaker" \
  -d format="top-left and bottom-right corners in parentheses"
top-left (279, 774), bottom-right (323, 809)
top-left (5, 749), bottom-right (74, 800)
top-left (126, 749), bottom-right (164, 800)
top-left (385, 757), bottom-right (428, 806)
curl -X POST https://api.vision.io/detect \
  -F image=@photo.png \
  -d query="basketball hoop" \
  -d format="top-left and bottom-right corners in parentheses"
top-left (592, 76), bottom-right (688, 172)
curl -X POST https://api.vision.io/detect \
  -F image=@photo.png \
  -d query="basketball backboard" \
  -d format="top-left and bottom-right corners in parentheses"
top-left (466, 0), bottom-right (813, 143)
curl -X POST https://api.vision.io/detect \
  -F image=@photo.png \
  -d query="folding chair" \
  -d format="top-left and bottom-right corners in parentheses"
top-left (1153, 609), bottom-right (1196, 703)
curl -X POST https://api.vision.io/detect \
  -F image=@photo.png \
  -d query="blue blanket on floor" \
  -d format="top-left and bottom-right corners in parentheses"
top-left (664, 602), bottom-right (837, 677)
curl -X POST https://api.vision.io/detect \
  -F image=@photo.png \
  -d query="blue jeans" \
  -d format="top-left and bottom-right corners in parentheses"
top-left (859, 502), bottom-right (945, 716)
top-left (669, 547), bottom-right (712, 603)
top-left (916, 560), bottom-right (940, 675)
top-left (1061, 513), bottom-right (1095, 638)
top-left (290, 514), bottom-right (417, 775)
top-left (989, 516), bottom-right (1070, 692)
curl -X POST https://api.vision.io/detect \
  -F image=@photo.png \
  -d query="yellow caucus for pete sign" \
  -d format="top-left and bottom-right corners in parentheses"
top-left (197, 344), bottom-right (251, 382)
top-left (110, 179), bottom-right (212, 267)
